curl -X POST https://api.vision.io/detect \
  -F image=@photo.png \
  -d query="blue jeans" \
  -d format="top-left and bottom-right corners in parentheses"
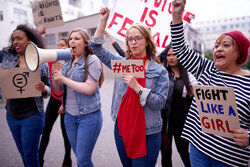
top-left (114, 123), bottom-right (161, 167)
top-left (190, 144), bottom-right (229, 167)
top-left (6, 111), bottom-right (44, 167)
top-left (64, 110), bottom-right (102, 167)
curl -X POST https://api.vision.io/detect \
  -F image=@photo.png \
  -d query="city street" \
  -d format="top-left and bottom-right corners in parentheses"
top-left (0, 79), bottom-right (183, 167)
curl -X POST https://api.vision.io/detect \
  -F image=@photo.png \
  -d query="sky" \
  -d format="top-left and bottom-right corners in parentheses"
top-left (178, 0), bottom-right (250, 23)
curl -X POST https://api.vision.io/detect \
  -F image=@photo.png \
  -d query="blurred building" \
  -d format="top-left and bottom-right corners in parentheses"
top-left (0, 0), bottom-right (34, 49)
top-left (191, 16), bottom-right (250, 53)
top-left (0, 0), bottom-right (112, 49)
top-left (184, 24), bottom-right (204, 54)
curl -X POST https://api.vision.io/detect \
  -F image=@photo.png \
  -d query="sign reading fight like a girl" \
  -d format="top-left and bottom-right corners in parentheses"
top-left (193, 85), bottom-right (240, 139)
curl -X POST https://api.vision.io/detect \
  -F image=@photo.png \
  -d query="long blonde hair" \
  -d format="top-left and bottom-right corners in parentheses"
top-left (125, 24), bottom-right (160, 64)
top-left (68, 28), bottom-right (104, 88)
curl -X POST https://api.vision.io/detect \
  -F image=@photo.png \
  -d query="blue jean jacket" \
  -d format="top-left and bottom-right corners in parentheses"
top-left (0, 50), bottom-right (50, 112)
top-left (62, 54), bottom-right (101, 115)
top-left (89, 37), bottom-right (169, 135)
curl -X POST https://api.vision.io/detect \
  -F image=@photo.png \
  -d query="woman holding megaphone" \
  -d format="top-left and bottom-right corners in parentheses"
top-left (52, 28), bottom-right (104, 167)
top-left (0, 24), bottom-right (50, 166)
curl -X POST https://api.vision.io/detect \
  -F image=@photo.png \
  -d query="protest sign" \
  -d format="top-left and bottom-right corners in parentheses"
top-left (111, 60), bottom-right (144, 78)
top-left (193, 85), bottom-right (240, 139)
top-left (32, 0), bottom-right (64, 28)
top-left (0, 68), bottom-right (41, 99)
top-left (107, 0), bottom-right (195, 50)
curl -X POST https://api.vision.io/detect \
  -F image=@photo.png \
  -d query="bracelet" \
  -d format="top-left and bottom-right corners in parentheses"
top-left (97, 26), bottom-right (105, 31)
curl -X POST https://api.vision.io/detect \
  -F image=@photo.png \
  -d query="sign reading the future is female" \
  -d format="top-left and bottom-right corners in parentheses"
top-left (106, 0), bottom-right (195, 49)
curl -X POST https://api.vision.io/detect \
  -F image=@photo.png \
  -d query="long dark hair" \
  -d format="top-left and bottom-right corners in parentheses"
top-left (3, 24), bottom-right (46, 55)
top-left (159, 43), bottom-right (193, 97)
top-left (68, 28), bottom-right (104, 88)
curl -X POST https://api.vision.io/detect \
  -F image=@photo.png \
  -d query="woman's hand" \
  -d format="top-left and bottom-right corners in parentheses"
top-left (100, 7), bottom-right (110, 22)
top-left (53, 70), bottom-right (64, 83)
top-left (233, 129), bottom-right (249, 147)
top-left (52, 62), bottom-right (63, 72)
top-left (37, 25), bottom-right (46, 35)
top-left (58, 105), bottom-right (65, 114)
top-left (52, 62), bottom-right (64, 82)
top-left (172, 0), bottom-right (186, 24)
top-left (121, 73), bottom-right (142, 93)
top-left (35, 81), bottom-right (46, 94)
top-left (94, 7), bottom-right (110, 38)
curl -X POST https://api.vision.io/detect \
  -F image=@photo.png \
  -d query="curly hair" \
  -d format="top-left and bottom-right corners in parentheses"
top-left (4, 24), bottom-right (46, 55)
top-left (125, 24), bottom-right (160, 64)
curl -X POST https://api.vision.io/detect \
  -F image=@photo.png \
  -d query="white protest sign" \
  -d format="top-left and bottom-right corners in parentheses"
top-left (107, 0), bottom-right (195, 50)
top-left (32, 0), bottom-right (64, 28)
top-left (193, 85), bottom-right (240, 139)
top-left (111, 60), bottom-right (144, 78)
top-left (0, 68), bottom-right (41, 99)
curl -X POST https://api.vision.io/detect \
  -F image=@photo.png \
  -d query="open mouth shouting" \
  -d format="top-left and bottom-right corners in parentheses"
top-left (71, 46), bottom-right (76, 53)
top-left (215, 54), bottom-right (225, 61)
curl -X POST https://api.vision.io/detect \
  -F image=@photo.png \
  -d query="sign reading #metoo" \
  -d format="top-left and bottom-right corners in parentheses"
top-left (32, 0), bottom-right (64, 28)
top-left (107, 0), bottom-right (195, 50)
top-left (111, 60), bottom-right (144, 78)
top-left (193, 85), bottom-right (240, 139)
top-left (0, 68), bottom-right (41, 99)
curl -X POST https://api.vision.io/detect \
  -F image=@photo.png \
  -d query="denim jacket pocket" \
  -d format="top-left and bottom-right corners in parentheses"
top-left (146, 73), bottom-right (160, 90)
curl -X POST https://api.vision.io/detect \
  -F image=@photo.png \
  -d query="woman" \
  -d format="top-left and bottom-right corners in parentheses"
top-left (89, 7), bottom-right (169, 167)
top-left (0, 24), bottom-right (50, 166)
top-left (39, 38), bottom-right (72, 167)
top-left (171, 0), bottom-right (250, 166)
top-left (159, 44), bottom-right (197, 167)
top-left (52, 28), bottom-right (104, 167)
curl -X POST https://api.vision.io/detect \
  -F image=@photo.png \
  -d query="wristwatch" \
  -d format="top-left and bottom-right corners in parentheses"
top-left (138, 89), bottom-right (143, 96)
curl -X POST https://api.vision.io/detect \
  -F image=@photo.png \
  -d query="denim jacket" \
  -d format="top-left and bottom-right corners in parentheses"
top-left (62, 54), bottom-right (101, 115)
top-left (0, 50), bottom-right (51, 113)
top-left (89, 37), bottom-right (169, 135)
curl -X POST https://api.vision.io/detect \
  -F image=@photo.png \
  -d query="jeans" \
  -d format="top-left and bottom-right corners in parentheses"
top-left (114, 123), bottom-right (161, 167)
top-left (64, 110), bottom-right (102, 167)
top-left (39, 96), bottom-right (71, 165)
top-left (6, 111), bottom-right (44, 167)
top-left (190, 144), bottom-right (229, 167)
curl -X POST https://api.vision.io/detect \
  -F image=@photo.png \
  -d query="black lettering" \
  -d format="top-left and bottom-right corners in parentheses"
top-left (220, 90), bottom-right (228, 100)
top-left (205, 89), bottom-right (211, 100)
top-left (211, 89), bottom-right (220, 100)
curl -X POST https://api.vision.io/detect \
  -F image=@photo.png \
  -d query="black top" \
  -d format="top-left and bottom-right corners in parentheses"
top-left (112, 42), bottom-right (126, 57)
top-left (161, 75), bottom-right (192, 134)
top-left (6, 97), bottom-right (38, 119)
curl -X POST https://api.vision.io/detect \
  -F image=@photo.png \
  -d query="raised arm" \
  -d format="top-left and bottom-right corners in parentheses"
top-left (172, 0), bottom-right (186, 24)
top-left (94, 7), bottom-right (110, 38)
top-left (171, 0), bottom-right (213, 79)
top-left (89, 7), bottom-right (123, 69)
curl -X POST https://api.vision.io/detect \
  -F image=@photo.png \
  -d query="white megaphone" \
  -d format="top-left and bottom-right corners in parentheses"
top-left (24, 41), bottom-right (72, 72)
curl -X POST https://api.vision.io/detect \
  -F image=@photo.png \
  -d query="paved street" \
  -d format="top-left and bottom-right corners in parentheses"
top-left (0, 79), bottom-right (183, 167)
